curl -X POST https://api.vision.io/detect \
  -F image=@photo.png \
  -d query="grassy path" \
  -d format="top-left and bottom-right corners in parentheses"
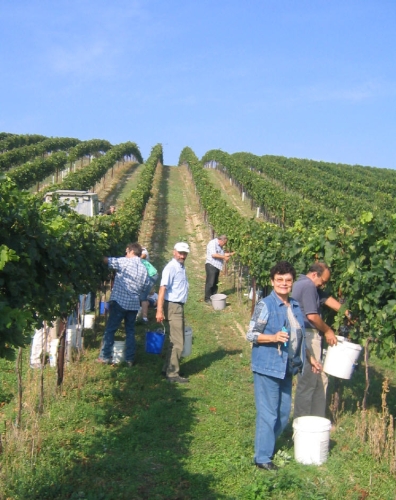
top-left (94, 161), bottom-right (139, 206)
top-left (206, 167), bottom-right (257, 219)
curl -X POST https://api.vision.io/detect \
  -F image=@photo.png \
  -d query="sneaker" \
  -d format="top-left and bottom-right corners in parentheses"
top-left (167, 375), bottom-right (189, 384)
top-left (142, 317), bottom-right (149, 323)
top-left (126, 361), bottom-right (135, 367)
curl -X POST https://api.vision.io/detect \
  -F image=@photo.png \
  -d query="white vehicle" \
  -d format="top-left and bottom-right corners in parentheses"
top-left (44, 190), bottom-right (103, 217)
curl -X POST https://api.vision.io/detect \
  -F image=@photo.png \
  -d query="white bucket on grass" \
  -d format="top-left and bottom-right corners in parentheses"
top-left (113, 340), bottom-right (126, 363)
top-left (293, 416), bottom-right (332, 465)
top-left (210, 294), bottom-right (227, 311)
top-left (182, 326), bottom-right (193, 357)
top-left (49, 338), bottom-right (60, 367)
top-left (323, 336), bottom-right (362, 379)
top-left (66, 326), bottom-right (77, 347)
top-left (83, 314), bottom-right (95, 329)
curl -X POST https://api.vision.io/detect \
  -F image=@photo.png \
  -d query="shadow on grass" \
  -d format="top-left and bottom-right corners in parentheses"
top-left (178, 348), bottom-right (242, 377)
top-left (18, 341), bottom-right (234, 499)
top-left (9, 306), bottom-right (228, 500)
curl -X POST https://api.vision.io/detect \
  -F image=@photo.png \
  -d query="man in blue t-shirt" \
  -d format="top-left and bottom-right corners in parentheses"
top-left (292, 262), bottom-right (352, 418)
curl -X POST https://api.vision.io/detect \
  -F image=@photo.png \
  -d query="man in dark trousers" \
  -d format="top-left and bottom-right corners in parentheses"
top-left (292, 262), bottom-right (352, 418)
top-left (204, 235), bottom-right (234, 303)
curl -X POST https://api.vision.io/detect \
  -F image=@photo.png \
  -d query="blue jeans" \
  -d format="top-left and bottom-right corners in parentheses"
top-left (99, 301), bottom-right (138, 362)
top-left (253, 371), bottom-right (292, 464)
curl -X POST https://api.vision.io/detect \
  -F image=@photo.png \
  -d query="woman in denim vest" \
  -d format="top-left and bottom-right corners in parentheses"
top-left (246, 261), bottom-right (321, 471)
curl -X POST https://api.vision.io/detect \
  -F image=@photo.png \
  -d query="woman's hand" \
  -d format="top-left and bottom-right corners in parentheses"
top-left (274, 330), bottom-right (289, 344)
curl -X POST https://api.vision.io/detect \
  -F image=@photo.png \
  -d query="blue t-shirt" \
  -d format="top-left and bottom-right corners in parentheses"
top-left (291, 274), bottom-right (328, 330)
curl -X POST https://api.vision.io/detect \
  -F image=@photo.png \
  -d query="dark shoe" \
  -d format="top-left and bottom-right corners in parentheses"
top-left (96, 358), bottom-right (112, 365)
top-left (205, 300), bottom-right (211, 304)
top-left (167, 375), bottom-right (189, 384)
top-left (255, 461), bottom-right (278, 471)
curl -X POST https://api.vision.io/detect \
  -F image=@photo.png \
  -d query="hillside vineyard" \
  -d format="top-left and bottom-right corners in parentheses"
top-left (1, 133), bottom-right (396, 361)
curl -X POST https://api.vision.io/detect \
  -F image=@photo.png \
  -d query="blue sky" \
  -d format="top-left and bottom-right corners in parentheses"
top-left (1, 0), bottom-right (395, 168)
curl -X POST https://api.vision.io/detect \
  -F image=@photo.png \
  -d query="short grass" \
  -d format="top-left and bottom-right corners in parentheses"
top-left (1, 165), bottom-right (396, 499)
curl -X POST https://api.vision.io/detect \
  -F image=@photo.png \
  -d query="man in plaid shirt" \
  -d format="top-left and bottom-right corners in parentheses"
top-left (97, 242), bottom-right (150, 366)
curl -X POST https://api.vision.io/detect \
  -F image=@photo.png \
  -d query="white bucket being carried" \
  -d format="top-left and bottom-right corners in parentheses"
top-left (182, 326), bottom-right (193, 357)
top-left (211, 294), bottom-right (227, 311)
top-left (323, 336), bottom-right (362, 379)
top-left (113, 340), bottom-right (126, 363)
top-left (293, 416), bottom-right (332, 465)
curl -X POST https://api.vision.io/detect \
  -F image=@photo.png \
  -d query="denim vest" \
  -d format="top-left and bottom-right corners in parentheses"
top-left (251, 291), bottom-right (306, 379)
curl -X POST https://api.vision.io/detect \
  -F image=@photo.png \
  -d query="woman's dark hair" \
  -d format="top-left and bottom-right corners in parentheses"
top-left (270, 261), bottom-right (296, 280)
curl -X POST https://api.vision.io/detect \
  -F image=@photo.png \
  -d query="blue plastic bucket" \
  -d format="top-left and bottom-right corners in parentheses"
top-left (145, 331), bottom-right (165, 354)
top-left (99, 301), bottom-right (109, 315)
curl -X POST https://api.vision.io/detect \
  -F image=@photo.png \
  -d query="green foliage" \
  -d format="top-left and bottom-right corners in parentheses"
top-left (0, 133), bottom-right (48, 152)
top-left (8, 139), bottom-right (114, 191)
top-left (180, 146), bottom-right (396, 358)
top-left (0, 178), bottom-right (107, 354)
top-left (56, 141), bottom-right (142, 192)
top-left (0, 143), bottom-right (162, 357)
top-left (0, 137), bottom-right (80, 172)
top-left (99, 143), bottom-right (163, 255)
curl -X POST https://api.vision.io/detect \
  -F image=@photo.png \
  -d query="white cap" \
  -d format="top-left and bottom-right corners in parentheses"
top-left (174, 242), bottom-right (190, 253)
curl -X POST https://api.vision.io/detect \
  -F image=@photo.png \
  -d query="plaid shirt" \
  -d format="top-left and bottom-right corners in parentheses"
top-left (108, 256), bottom-right (149, 310)
top-left (205, 238), bottom-right (224, 271)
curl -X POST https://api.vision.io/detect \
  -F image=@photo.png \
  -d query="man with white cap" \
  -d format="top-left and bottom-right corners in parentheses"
top-left (156, 242), bottom-right (190, 383)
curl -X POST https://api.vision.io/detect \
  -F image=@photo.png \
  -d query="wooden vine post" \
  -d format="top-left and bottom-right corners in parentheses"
top-left (57, 318), bottom-right (67, 387)
top-left (16, 347), bottom-right (23, 428)
top-left (362, 337), bottom-right (372, 411)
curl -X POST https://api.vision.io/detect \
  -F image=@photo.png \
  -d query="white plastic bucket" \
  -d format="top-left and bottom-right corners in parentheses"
top-left (211, 294), bottom-right (227, 311)
top-left (66, 326), bottom-right (77, 347)
top-left (30, 327), bottom-right (47, 367)
top-left (323, 336), bottom-right (362, 379)
top-left (49, 338), bottom-right (60, 367)
top-left (83, 314), bottom-right (95, 329)
top-left (182, 326), bottom-right (193, 357)
top-left (293, 416), bottom-right (332, 465)
top-left (75, 326), bottom-right (83, 350)
top-left (113, 340), bottom-right (126, 363)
